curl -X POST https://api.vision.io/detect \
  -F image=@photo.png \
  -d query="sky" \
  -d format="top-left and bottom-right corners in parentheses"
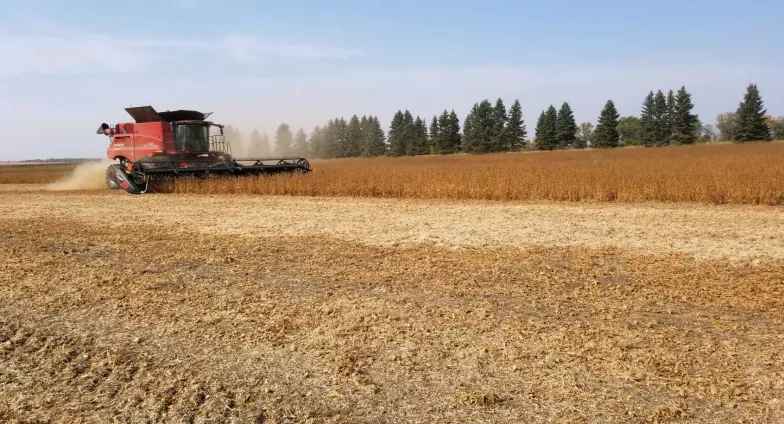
top-left (1, 0), bottom-right (783, 160)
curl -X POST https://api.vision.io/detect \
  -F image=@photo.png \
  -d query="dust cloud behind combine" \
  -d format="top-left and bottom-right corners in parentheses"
top-left (45, 160), bottom-right (112, 191)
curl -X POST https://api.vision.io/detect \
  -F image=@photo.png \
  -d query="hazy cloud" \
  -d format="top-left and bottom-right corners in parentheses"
top-left (169, 0), bottom-right (200, 9)
top-left (0, 31), bottom-right (362, 77)
top-left (221, 34), bottom-right (363, 62)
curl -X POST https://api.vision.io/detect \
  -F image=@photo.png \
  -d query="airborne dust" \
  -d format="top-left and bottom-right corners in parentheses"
top-left (46, 160), bottom-right (113, 191)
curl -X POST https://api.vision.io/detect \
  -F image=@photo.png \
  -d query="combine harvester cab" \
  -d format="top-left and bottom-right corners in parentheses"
top-left (98, 106), bottom-right (311, 194)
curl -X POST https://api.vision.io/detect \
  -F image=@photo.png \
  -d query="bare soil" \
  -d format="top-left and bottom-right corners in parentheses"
top-left (1, 187), bottom-right (783, 423)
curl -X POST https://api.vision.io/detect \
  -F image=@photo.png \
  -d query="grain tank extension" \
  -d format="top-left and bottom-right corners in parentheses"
top-left (97, 106), bottom-right (311, 194)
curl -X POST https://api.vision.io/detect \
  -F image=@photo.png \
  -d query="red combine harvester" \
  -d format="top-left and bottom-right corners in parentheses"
top-left (97, 106), bottom-right (311, 194)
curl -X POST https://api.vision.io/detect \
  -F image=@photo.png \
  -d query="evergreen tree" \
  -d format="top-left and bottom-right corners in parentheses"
top-left (293, 127), bottom-right (308, 156)
top-left (388, 111), bottom-right (406, 156)
top-left (671, 86), bottom-right (700, 145)
top-left (274, 123), bottom-right (293, 156)
top-left (640, 91), bottom-right (656, 147)
top-left (345, 115), bottom-right (362, 157)
top-left (593, 100), bottom-right (621, 148)
top-left (666, 89), bottom-right (676, 145)
top-left (433, 111), bottom-right (447, 154)
top-left (309, 126), bottom-right (325, 158)
top-left (359, 115), bottom-right (369, 156)
top-left (491, 98), bottom-right (508, 151)
top-left (322, 119), bottom-right (337, 158)
top-left (445, 110), bottom-right (461, 154)
top-left (402, 110), bottom-right (416, 155)
top-left (734, 83), bottom-right (772, 142)
top-left (535, 106), bottom-right (558, 150)
top-left (469, 100), bottom-right (496, 153)
top-left (429, 115), bottom-right (440, 153)
top-left (462, 105), bottom-right (476, 153)
top-left (330, 118), bottom-right (347, 158)
top-left (248, 128), bottom-right (271, 157)
top-left (534, 111), bottom-right (545, 149)
top-left (369, 116), bottom-right (387, 156)
top-left (506, 99), bottom-right (526, 151)
top-left (410, 116), bottom-right (429, 155)
top-left (223, 125), bottom-right (245, 154)
top-left (556, 102), bottom-right (577, 148)
top-left (652, 90), bottom-right (669, 146)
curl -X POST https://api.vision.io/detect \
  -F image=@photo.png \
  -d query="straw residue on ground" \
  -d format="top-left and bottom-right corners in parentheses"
top-left (1, 188), bottom-right (783, 423)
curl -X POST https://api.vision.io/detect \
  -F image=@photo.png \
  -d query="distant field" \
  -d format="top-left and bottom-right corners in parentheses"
top-left (160, 142), bottom-right (784, 205)
top-left (0, 163), bottom-right (77, 184)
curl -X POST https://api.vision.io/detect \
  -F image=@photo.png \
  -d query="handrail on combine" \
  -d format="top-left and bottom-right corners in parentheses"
top-left (209, 134), bottom-right (232, 155)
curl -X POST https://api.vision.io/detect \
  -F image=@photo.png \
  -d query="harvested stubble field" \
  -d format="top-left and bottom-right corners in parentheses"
top-left (157, 143), bottom-right (784, 205)
top-left (1, 184), bottom-right (784, 423)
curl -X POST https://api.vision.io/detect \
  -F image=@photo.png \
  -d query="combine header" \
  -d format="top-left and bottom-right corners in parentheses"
top-left (97, 106), bottom-right (311, 194)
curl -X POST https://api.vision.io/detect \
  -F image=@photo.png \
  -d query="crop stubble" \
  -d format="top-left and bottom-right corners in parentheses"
top-left (1, 189), bottom-right (783, 423)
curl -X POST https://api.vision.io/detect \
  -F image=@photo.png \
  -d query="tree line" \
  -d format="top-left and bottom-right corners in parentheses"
top-left (225, 83), bottom-right (781, 158)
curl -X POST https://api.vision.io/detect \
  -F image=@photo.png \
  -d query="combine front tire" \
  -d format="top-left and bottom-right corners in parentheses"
top-left (105, 165), bottom-right (120, 189)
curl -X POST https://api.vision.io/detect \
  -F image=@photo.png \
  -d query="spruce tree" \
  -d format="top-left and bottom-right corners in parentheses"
top-left (410, 116), bottom-right (429, 155)
top-left (544, 105), bottom-right (559, 150)
top-left (556, 102), bottom-right (577, 148)
top-left (429, 115), bottom-right (440, 153)
top-left (248, 128), bottom-right (271, 157)
top-left (359, 115), bottom-right (372, 157)
top-left (462, 105), bottom-right (476, 153)
top-left (293, 127), bottom-right (309, 156)
top-left (388, 111), bottom-right (406, 156)
top-left (309, 126), bottom-right (324, 158)
top-left (640, 91), bottom-right (656, 147)
top-left (446, 110), bottom-right (461, 154)
top-left (463, 100), bottom-right (494, 153)
top-left (534, 111), bottom-right (546, 149)
top-left (402, 110), bottom-right (415, 155)
top-left (322, 119), bottom-right (336, 158)
top-left (331, 118), bottom-right (347, 158)
top-left (593, 100), bottom-right (620, 148)
top-left (433, 111), bottom-right (446, 154)
top-left (491, 98), bottom-right (508, 152)
top-left (369, 116), bottom-right (387, 156)
top-left (666, 89), bottom-right (676, 145)
top-left (652, 90), bottom-right (669, 146)
top-left (274, 123), bottom-right (293, 156)
top-left (344, 115), bottom-right (362, 157)
top-left (535, 106), bottom-right (558, 150)
top-left (671, 86), bottom-right (700, 145)
top-left (506, 99), bottom-right (526, 151)
top-left (734, 84), bottom-right (772, 142)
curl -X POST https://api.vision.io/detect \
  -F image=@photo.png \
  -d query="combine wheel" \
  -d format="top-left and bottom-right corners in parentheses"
top-left (296, 158), bottom-right (311, 172)
top-left (105, 165), bottom-right (121, 189)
